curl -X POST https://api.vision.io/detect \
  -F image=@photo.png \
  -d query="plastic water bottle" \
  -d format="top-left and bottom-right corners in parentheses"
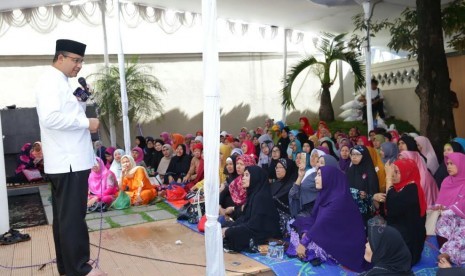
top-left (276, 245), bottom-right (284, 260)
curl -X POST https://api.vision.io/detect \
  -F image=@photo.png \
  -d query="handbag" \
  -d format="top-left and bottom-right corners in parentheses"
top-left (177, 188), bottom-right (205, 223)
top-left (425, 209), bottom-right (440, 236)
top-left (22, 169), bottom-right (42, 182)
top-left (110, 191), bottom-right (131, 210)
top-left (166, 184), bottom-right (187, 202)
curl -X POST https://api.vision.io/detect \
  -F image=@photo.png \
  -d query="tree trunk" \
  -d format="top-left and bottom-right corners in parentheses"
top-left (415, 0), bottom-right (455, 153)
top-left (319, 86), bottom-right (335, 122)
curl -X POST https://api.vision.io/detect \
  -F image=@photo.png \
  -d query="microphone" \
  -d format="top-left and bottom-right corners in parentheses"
top-left (78, 77), bottom-right (89, 93)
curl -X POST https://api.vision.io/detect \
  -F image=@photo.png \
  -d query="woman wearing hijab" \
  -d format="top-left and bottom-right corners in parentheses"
top-left (347, 145), bottom-right (380, 226)
top-left (183, 143), bottom-right (203, 189)
top-left (109, 149), bottom-right (124, 182)
top-left (222, 166), bottom-right (281, 252)
top-left (399, 151), bottom-right (438, 207)
top-left (289, 139), bottom-right (302, 161)
top-left (315, 121), bottom-right (331, 139)
top-left (134, 135), bottom-right (146, 150)
top-left (338, 144), bottom-right (351, 173)
top-left (131, 146), bottom-right (146, 168)
top-left (434, 141), bottom-right (464, 188)
top-left (287, 166), bottom-right (370, 273)
top-left (360, 225), bottom-right (414, 276)
top-left (143, 138), bottom-right (156, 171)
top-left (319, 137), bottom-right (340, 161)
top-left (222, 155), bottom-right (256, 220)
top-left (415, 136), bottom-right (440, 175)
top-left (299, 117), bottom-right (314, 136)
top-left (87, 157), bottom-right (118, 208)
top-left (241, 140), bottom-right (257, 161)
top-left (435, 153), bottom-right (465, 266)
top-left (380, 142), bottom-right (399, 164)
top-left (156, 144), bottom-right (173, 183)
top-left (120, 155), bottom-right (157, 205)
top-left (257, 135), bottom-right (274, 170)
top-left (277, 127), bottom-right (291, 159)
top-left (358, 136), bottom-right (387, 194)
top-left (7, 142), bottom-right (44, 183)
top-left (160, 132), bottom-right (172, 145)
top-left (219, 155), bottom-right (239, 210)
top-left (171, 133), bottom-right (185, 153)
top-left (268, 146), bottom-right (282, 182)
top-left (166, 144), bottom-right (191, 183)
top-left (151, 139), bottom-right (164, 171)
top-left (104, 147), bottom-right (116, 170)
top-left (270, 158), bottom-right (296, 236)
top-left (372, 134), bottom-right (385, 151)
top-left (382, 159), bottom-right (427, 265)
top-left (453, 138), bottom-right (465, 152)
top-left (398, 134), bottom-right (427, 163)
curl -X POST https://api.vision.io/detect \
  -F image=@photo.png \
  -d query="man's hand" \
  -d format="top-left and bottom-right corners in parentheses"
top-left (88, 118), bottom-right (100, 133)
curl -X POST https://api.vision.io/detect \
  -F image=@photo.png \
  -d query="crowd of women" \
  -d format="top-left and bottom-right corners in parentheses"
top-left (12, 115), bottom-right (463, 273)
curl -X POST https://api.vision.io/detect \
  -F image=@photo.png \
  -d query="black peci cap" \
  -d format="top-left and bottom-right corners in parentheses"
top-left (55, 39), bottom-right (86, 56)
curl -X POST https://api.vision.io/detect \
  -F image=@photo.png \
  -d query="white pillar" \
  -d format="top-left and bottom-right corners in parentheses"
top-left (202, 0), bottom-right (225, 275)
top-left (0, 112), bottom-right (10, 233)
top-left (115, 0), bottom-right (131, 154)
top-left (282, 29), bottom-right (289, 122)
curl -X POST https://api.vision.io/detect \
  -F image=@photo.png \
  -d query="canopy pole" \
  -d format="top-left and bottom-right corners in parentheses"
top-left (0, 112), bottom-right (10, 233)
top-left (282, 29), bottom-right (289, 122)
top-left (202, 0), bottom-right (225, 275)
top-left (363, 1), bottom-right (374, 132)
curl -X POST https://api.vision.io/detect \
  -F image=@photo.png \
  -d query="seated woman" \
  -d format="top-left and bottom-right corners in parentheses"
top-left (435, 153), bottom-right (465, 266)
top-left (220, 154), bottom-right (256, 219)
top-left (155, 144), bottom-right (173, 183)
top-left (183, 143), bottom-right (203, 187)
top-left (434, 141), bottom-right (464, 189)
top-left (219, 155), bottom-right (239, 208)
top-left (286, 166), bottom-right (370, 273)
top-left (357, 136), bottom-right (387, 192)
top-left (380, 142), bottom-right (399, 164)
top-left (87, 157), bottom-right (118, 209)
top-left (288, 139), bottom-right (302, 161)
top-left (241, 140), bottom-right (257, 161)
top-left (398, 134), bottom-right (427, 163)
top-left (257, 134), bottom-right (274, 170)
top-left (399, 150), bottom-right (438, 207)
top-left (347, 145), bottom-right (379, 226)
top-left (267, 146), bottom-right (282, 182)
top-left (360, 225), bottom-right (413, 276)
top-left (338, 144), bottom-right (351, 173)
top-left (382, 159), bottom-right (427, 266)
top-left (110, 149), bottom-right (125, 183)
top-left (299, 116), bottom-right (314, 136)
top-left (222, 165), bottom-right (281, 252)
top-left (7, 142), bottom-right (44, 183)
top-left (415, 136), bottom-right (440, 175)
top-left (104, 147), bottom-right (116, 169)
top-left (120, 155), bottom-right (157, 206)
top-left (271, 158), bottom-right (296, 236)
top-left (319, 137), bottom-right (340, 161)
top-left (165, 144), bottom-right (191, 183)
top-left (131, 147), bottom-right (147, 168)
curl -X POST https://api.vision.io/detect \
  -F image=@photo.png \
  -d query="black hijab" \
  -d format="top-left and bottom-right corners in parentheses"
top-left (268, 146), bottom-right (281, 180)
top-left (153, 139), bottom-right (164, 169)
top-left (144, 137), bottom-right (156, 166)
top-left (223, 155), bottom-right (239, 184)
top-left (399, 135), bottom-right (427, 163)
top-left (135, 135), bottom-right (146, 149)
top-left (362, 225), bottom-right (413, 275)
top-left (270, 158), bottom-right (294, 211)
top-left (346, 145), bottom-right (379, 195)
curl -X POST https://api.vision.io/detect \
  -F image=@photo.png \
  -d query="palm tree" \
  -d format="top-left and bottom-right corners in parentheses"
top-left (88, 57), bottom-right (166, 146)
top-left (281, 32), bottom-right (365, 122)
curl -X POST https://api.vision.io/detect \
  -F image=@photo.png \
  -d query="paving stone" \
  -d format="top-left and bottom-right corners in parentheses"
top-left (145, 210), bottom-right (175, 221)
top-left (131, 204), bottom-right (162, 213)
top-left (111, 213), bottom-right (146, 227)
top-left (86, 218), bottom-right (111, 231)
top-left (85, 210), bottom-right (127, 220)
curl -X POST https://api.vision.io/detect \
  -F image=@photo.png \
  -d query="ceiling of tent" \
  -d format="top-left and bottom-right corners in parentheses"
top-left (0, 0), bottom-right (455, 49)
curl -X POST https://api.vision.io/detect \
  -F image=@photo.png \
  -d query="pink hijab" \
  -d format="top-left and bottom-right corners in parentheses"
top-left (88, 157), bottom-right (116, 196)
top-left (229, 154), bottom-right (257, 205)
top-left (399, 151), bottom-right (438, 207)
top-left (436, 153), bottom-right (465, 219)
top-left (132, 147), bottom-right (144, 163)
top-left (414, 136), bottom-right (439, 174)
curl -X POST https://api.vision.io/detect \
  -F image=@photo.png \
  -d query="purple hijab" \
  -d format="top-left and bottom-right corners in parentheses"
top-left (338, 144), bottom-right (351, 173)
top-left (302, 166), bottom-right (370, 273)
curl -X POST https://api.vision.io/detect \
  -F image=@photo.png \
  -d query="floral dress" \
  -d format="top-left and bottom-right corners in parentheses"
top-left (436, 209), bottom-right (465, 265)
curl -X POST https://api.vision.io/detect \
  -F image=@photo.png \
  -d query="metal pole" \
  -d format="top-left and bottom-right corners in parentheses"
top-left (115, 0), bottom-right (131, 153)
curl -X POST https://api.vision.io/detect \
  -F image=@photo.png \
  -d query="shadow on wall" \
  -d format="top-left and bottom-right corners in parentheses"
top-left (100, 104), bottom-right (319, 147)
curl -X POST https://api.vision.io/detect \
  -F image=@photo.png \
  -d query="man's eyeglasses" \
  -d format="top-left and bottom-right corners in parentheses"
top-left (63, 55), bottom-right (85, 64)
